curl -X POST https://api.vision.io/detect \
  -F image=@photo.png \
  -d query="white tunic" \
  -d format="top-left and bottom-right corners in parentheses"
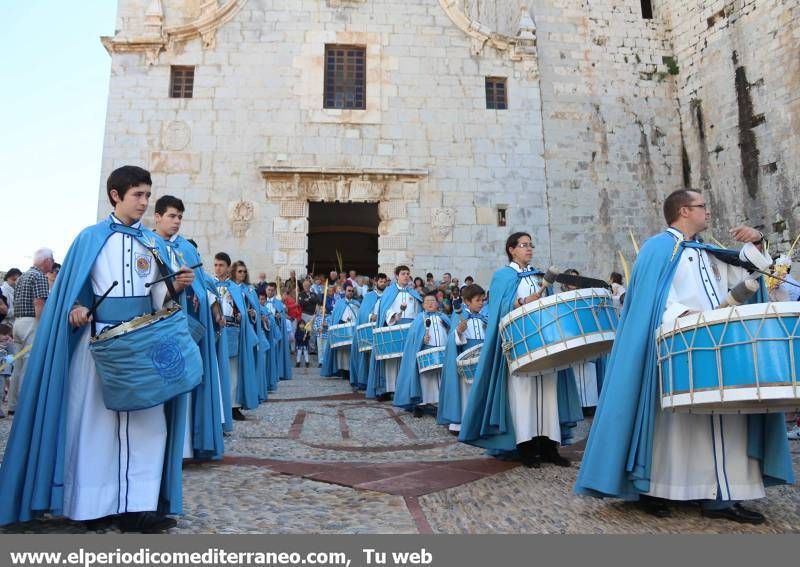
top-left (213, 276), bottom-right (239, 409)
top-left (450, 312), bottom-right (487, 432)
top-left (572, 361), bottom-right (598, 408)
top-left (419, 313), bottom-right (448, 405)
top-left (384, 285), bottom-right (421, 393)
top-left (335, 301), bottom-right (359, 371)
top-left (507, 262), bottom-right (560, 445)
top-left (63, 216), bottom-right (171, 520)
top-left (647, 227), bottom-right (765, 502)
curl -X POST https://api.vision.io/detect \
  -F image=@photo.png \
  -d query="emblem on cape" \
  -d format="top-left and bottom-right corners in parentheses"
top-left (135, 253), bottom-right (152, 276)
top-left (150, 336), bottom-right (186, 383)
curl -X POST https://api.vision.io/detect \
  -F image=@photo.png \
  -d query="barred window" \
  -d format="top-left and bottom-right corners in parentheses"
top-left (324, 45), bottom-right (366, 110)
top-left (485, 77), bottom-right (507, 110)
top-left (170, 66), bottom-right (195, 98)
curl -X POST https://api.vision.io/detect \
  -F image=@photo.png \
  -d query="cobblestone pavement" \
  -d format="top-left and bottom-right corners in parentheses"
top-left (1, 363), bottom-right (798, 534)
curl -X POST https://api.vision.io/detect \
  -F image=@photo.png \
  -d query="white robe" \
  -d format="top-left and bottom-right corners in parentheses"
top-left (647, 227), bottom-right (765, 502)
top-left (383, 285), bottom-right (421, 393)
top-left (214, 277), bottom-right (240, 410)
top-left (335, 301), bottom-right (359, 371)
top-left (507, 262), bottom-right (560, 445)
top-left (419, 314), bottom-right (448, 405)
top-left (572, 361), bottom-right (598, 408)
top-left (63, 216), bottom-right (171, 520)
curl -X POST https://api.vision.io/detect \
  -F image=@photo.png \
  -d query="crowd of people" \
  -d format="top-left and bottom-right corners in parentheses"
top-left (0, 165), bottom-right (798, 533)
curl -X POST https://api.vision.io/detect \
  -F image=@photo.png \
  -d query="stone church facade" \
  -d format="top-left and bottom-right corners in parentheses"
top-left (98, 0), bottom-right (799, 283)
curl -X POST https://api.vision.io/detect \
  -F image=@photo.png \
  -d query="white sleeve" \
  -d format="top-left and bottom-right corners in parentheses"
top-left (662, 283), bottom-right (691, 326)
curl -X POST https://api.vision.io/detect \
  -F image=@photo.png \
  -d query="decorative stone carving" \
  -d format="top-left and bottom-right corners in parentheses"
top-left (100, 0), bottom-right (247, 64)
top-left (229, 200), bottom-right (255, 238)
top-left (279, 201), bottom-right (308, 218)
top-left (378, 201), bottom-right (408, 221)
top-left (431, 207), bottom-right (456, 240)
top-left (439, 0), bottom-right (538, 79)
top-left (161, 121), bottom-right (191, 151)
top-left (379, 235), bottom-right (408, 250)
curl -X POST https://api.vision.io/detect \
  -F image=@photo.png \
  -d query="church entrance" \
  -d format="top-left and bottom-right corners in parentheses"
top-left (307, 202), bottom-right (379, 277)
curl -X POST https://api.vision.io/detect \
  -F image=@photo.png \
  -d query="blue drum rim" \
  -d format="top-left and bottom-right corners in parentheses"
top-left (417, 346), bottom-right (446, 374)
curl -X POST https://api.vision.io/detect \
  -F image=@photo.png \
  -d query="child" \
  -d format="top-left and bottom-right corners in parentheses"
top-left (0, 323), bottom-right (15, 416)
top-left (295, 321), bottom-right (311, 368)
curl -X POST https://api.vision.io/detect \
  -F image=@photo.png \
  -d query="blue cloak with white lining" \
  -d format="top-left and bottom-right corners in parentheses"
top-left (575, 232), bottom-right (794, 499)
top-left (223, 283), bottom-right (260, 410)
top-left (0, 217), bottom-right (187, 525)
top-left (268, 298), bottom-right (293, 381)
top-left (320, 299), bottom-right (360, 378)
top-left (349, 290), bottom-right (381, 389)
top-left (260, 305), bottom-right (280, 392)
top-left (366, 283), bottom-right (423, 398)
top-left (458, 266), bottom-right (583, 452)
top-left (394, 312), bottom-right (451, 410)
top-left (169, 236), bottom-right (225, 460)
top-left (437, 311), bottom-right (487, 426)
top-left (244, 288), bottom-right (270, 403)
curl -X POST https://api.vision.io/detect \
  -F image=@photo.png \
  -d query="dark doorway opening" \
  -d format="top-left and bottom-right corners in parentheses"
top-left (307, 202), bottom-right (379, 277)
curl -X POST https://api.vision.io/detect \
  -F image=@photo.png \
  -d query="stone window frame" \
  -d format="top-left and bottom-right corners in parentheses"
top-left (298, 31), bottom-right (385, 125)
top-left (485, 76), bottom-right (508, 110)
top-left (323, 44), bottom-right (367, 110)
top-left (169, 65), bottom-right (195, 98)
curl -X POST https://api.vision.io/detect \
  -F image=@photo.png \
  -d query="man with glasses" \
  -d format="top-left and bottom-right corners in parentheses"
top-left (577, 189), bottom-right (793, 525)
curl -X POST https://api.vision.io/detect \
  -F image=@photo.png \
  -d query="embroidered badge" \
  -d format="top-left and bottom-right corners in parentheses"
top-left (150, 337), bottom-right (185, 383)
top-left (135, 254), bottom-right (152, 277)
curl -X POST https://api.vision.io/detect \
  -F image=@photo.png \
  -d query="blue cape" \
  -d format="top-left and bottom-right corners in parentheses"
top-left (437, 312), bottom-right (486, 426)
top-left (244, 289), bottom-right (270, 403)
top-left (394, 312), bottom-right (451, 410)
top-left (0, 217), bottom-right (187, 525)
top-left (222, 282), bottom-right (259, 410)
top-left (366, 283), bottom-right (422, 398)
top-left (168, 236), bottom-right (225, 460)
top-left (458, 266), bottom-right (583, 451)
top-left (320, 299), bottom-right (360, 378)
top-left (349, 290), bottom-right (381, 389)
top-left (576, 232), bottom-right (794, 499)
top-left (260, 306), bottom-right (280, 392)
top-left (268, 298), bottom-right (293, 381)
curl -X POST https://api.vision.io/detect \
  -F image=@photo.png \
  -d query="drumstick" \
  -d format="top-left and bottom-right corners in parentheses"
top-left (144, 263), bottom-right (203, 288)
top-left (72, 281), bottom-right (118, 334)
top-left (0, 344), bottom-right (32, 374)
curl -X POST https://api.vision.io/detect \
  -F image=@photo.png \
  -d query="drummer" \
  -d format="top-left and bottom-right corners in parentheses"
top-left (394, 292), bottom-right (450, 417)
top-left (438, 284), bottom-right (487, 432)
top-left (0, 166), bottom-right (194, 532)
top-left (459, 232), bottom-right (573, 468)
top-left (320, 283), bottom-right (360, 381)
top-left (366, 266), bottom-right (422, 401)
top-left (576, 189), bottom-right (793, 524)
top-left (349, 273), bottom-right (388, 390)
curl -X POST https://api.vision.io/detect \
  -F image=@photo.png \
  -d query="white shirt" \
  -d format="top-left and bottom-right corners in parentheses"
top-left (385, 283), bottom-right (421, 324)
top-left (339, 301), bottom-right (359, 324)
top-left (455, 310), bottom-right (486, 346)
top-left (213, 276), bottom-right (234, 317)
top-left (509, 262), bottom-right (540, 301)
top-left (423, 313), bottom-right (448, 347)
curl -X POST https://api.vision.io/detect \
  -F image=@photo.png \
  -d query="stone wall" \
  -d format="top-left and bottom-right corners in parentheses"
top-left (654, 0), bottom-right (800, 253)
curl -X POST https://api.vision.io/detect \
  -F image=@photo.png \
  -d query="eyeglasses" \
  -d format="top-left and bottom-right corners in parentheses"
top-left (516, 243), bottom-right (535, 249)
top-left (684, 204), bottom-right (707, 209)
top-left (237, 269), bottom-right (247, 273)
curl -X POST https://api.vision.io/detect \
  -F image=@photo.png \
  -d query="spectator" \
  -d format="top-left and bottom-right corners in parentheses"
top-left (311, 274), bottom-right (324, 296)
top-left (297, 280), bottom-right (318, 323)
top-left (255, 272), bottom-right (268, 296)
top-left (460, 275), bottom-right (474, 290)
top-left (413, 277), bottom-right (425, 295)
top-left (425, 272), bottom-right (436, 291)
top-left (328, 270), bottom-right (338, 286)
top-left (9, 248), bottom-right (54, 414)
top-left (0, 323), bottom-right (14, 416)
top-left (441, 272), bottom-right (452, 287)
top-left (46, 262), bottom-right (61, 289)
top-left (1, 268), bottom-right (22, 326)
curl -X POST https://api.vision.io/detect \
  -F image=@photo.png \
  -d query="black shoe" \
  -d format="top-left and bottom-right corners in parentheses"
top-left (84, 515), bottom-right (114, 532)
top-left (318, 363), bottom-right (322, 368)
top-left (517, 440), bottom-right (541, 468)
top-left (412, 406), bottom-right (424, 418)
top-left (117, 512), bottom-right (178, 533)
top-left (702, 503), bottom-right (765, 525)
top-left (305, 362), bottom-right (309, 368)
top-left (296, 362), bottom-right (300, 368)
top-left (639, 495), bottom-right (672, 518)
top-left (232, 407), bottom-right (247, 421)
top-left (541, 439), bottom-right (571, 467)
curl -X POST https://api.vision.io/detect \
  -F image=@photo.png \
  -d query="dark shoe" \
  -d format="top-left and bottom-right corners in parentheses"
top-left (118, 512), bottom-right (177, 533)
top-left (318, 363), bottom-right (322, 368)
top-left (296, 362), bottom-right (300, 368)
top-left (305, 362), bottom-right (309, 368)
top-left (517, 440), bottom-right (541, 468)
top-left (84, 515), bottom-right (115, 532)
top-left (541, 439), bottom-right (571, 467)
top-left (232, 407), bottom-right (247, 421)
top-left (639, 495), bottom-right (672, 518)
top-left (702, 504), bottom-right (765, 525)
top-left (582, 406), bottom-right (596, 418)
top-left (412, 406), bottom-right (424, 418)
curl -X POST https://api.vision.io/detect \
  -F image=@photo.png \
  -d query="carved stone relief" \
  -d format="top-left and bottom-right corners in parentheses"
top-left (229, 200), bottom-right (255, 238)
top-left (431, 207), bottom-right (456, 241)
top-left (161, 121), bottom-right (191, 151)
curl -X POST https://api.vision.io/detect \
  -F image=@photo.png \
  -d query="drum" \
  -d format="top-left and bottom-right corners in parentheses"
top-left (417, 346), bottom-right (446, 374)
top-left (328, 323), bottom-right (355, 349)
top-left (456, 343), bottom-right (483, 385)
top-left (356, 322), bottom-right (375, 352)
top-left (372, 323), bottom-right (412, 360)
top-left (225, 324), bottom-right (240, 357)
top-left (499, 288), bottom-right (617, 374)
top-left (90, 305), bottom-right (203, 412)
top-left (657, 302), bottom-right (800, 413)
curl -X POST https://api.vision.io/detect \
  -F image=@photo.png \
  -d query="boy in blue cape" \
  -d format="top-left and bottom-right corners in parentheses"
top-left (349, 273), bottom-right (388, 390)
top-left (438, 284), bottom-right (487, 432)
top-left (366, 265), bottom-right (423, 401)
top-left (576, 189), bottom-right (794, 524)
top-left (0, 166), bottom-right (195, 532)
top-left (211, 252), bottom-right (239, 430)
top-left (153, 196), bottom-right (226, 462)
top-left (320, 283), bottom-right (360, 380)
top-left (394, 292), bottom-right (450, 416)
top-left (265, 282), bottom-right (293, 381)
top-left (459, 232), bottom-right (579, 468)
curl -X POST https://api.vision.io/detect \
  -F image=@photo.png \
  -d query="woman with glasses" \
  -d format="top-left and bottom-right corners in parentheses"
top-left (227, 261), bottom-right (260, 416)
top-left (459, 231), bottom-right (575, 468)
